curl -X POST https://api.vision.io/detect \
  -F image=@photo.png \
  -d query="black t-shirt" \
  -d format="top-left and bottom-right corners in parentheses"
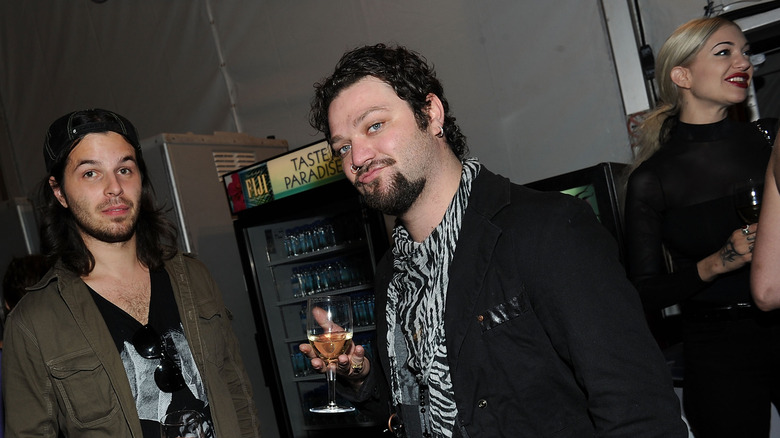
top-left (90, 269), bottom-right (214, 438)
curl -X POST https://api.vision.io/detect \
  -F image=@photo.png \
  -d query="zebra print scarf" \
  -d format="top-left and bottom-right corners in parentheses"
top-left (386, 158), bottom-right (481, 437)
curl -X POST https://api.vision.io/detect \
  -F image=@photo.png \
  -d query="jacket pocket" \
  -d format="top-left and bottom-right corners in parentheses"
top-left (48, 348), bottom-right (120, 427)
top-left (477, 291), bottom-right (530, 333)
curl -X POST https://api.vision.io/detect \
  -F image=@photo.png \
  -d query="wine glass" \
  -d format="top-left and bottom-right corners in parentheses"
top-left (160, 410), bottom-right (206, 438)
top-left (732, 178), bottom-right (764, 224)
top-left (306, 295), bottom-right (355, 413)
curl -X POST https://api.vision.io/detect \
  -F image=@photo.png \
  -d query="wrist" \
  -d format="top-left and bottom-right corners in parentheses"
top-left (697, 253), bottom-right (722, 282)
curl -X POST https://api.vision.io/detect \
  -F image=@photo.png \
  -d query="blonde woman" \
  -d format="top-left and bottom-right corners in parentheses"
top-left (624, 17), bottom-right (779, 438)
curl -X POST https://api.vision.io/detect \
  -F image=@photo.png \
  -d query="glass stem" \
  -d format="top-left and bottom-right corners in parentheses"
top-left (326, 361), bottom-right (338, 407)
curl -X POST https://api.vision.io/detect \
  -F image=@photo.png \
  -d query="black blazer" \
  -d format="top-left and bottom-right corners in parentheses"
top-left (364, 167), bottom-right (687, 437)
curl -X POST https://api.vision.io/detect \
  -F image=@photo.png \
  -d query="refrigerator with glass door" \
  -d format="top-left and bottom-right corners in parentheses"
top-left (226, 140), bottom-right (390, 437)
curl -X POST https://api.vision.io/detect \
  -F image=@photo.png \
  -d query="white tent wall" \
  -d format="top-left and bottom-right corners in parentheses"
top-left (0, 0), bottom-right (635, 200)
top-left (0, 1), bottom-right (231, 197)
top-left (0, 1), bottom-right (693, 437)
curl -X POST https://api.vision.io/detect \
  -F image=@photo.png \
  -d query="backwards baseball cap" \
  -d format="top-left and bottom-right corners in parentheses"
top-left (43, 108), bottom-right (141, 173)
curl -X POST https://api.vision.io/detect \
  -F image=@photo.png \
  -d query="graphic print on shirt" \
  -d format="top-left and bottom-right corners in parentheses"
top-left (120, 322), bottom-right (213, 436)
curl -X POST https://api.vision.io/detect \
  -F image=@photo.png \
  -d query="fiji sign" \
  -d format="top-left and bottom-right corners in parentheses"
top-left (223, 140), bottom-right (344, 214)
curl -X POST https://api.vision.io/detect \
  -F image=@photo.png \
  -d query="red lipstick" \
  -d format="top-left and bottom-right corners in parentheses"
top-left (725, 72), bottom-right (750, 89)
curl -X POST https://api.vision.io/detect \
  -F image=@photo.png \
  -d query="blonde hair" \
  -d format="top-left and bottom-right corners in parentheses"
top-left (630, 17), bottom-right (742, 173)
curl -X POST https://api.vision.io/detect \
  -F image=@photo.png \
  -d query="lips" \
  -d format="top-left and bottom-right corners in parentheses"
top-left (356, 158), bottom-right (394, 185)
top-left (357, 165), bottom-right (382, 185)
top-left (725, 72), bottom-right (750, 89)
top-left (101, 202), bottom-right (130, 216)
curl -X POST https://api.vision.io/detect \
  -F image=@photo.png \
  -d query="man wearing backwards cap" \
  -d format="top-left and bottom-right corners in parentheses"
top-left (2, 109), bottom-right (261, 437)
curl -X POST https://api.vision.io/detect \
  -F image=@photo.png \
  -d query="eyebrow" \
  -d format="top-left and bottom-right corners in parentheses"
top-left (711, 40), bottom-right (751, 51)
top-left (73, 155), bottom-right (137, 170)
top-left (711, 41), bottom-right (735, 50)
top-left (330, 105), bottom-right (388, 146)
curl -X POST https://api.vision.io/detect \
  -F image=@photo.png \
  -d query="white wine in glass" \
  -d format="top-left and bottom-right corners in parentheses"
top-left (733, 178), bottom-right (764, 224)
top-left (308, 331), bottom-right (353, 362)
top-left (306, 295), bottom-right (355, 413)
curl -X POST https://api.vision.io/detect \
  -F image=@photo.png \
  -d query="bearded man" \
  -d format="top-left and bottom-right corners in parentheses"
top-left (3, 109), bottom-right (260, 438)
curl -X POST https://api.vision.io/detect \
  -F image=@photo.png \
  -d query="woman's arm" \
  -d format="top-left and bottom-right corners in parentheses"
top-left (751, 146), bottom-right (780, 310)
top-left (625, 168), bottom-right (754, 310)
top-left (624, 169), bottom-right (706, 309)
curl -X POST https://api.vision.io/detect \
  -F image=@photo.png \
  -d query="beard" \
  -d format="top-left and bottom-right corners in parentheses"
top-left (356, 167), bottom-right (425, 216)
top-left (64, 192), bottom-right (139, 243)
top-left (80, 218), bottom-right (136, 243)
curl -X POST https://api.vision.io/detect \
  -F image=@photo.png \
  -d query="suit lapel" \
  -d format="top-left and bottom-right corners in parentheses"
top-left (443, 170), bottom-right (508, 369)
top-left (374, 168), bottom-right (511, 384)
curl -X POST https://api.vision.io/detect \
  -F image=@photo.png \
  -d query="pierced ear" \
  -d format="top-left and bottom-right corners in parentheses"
top-left (49, 176), bottom-right (68, 208)
top-left (425, 93), bottom-right (445, 132)
top-left (670, 66), bottom-right (691, 89)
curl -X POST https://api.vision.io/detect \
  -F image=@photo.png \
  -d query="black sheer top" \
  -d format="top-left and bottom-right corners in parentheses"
top-left (625, 117), bottom-right (774, 311)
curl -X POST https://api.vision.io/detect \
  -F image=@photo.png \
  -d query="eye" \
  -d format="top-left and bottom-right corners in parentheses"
top-left (336, 144), bottom-right (351, 158)
top-left (368, 122), bottom-right (382, 133)
top-left (118, 167), bottom-right (133, 175)
top-left (715, 49), bottom-right (731, 56)
top-left (83, 170), bottom-right (96, 179)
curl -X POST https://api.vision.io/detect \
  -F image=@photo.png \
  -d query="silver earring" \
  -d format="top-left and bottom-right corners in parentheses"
top-left (436, 126), bottom-right (444, 138)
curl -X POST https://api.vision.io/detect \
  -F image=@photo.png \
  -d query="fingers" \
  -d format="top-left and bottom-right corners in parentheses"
top-left (299, 343), bottom-right (325, 371)
top-left (731, 224), bottom-right (757, 251)
top-left (720, 223), bottom-right (758, 270)
top-left (299, 343), bottom-right (315, 359)
top-left (299, 342), bottom-right (370, 379)
top-left (347, 344), bottom-right (369, 378)
top-left (336, 355), bottom-right (351, 374)
top-left (333, 345), bottom-right (370, 379)
top-left (311, 306), bottom-right (344, 331)
top-left (743, 223), bottom-right (758, 253)
top-left (740, 223), bottom-right (758, 235)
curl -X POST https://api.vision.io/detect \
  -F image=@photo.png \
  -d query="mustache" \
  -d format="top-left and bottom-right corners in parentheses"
top-left (354, 158), bottom-right (395, 184)
top-left (98, 197), bottom-right (134, 210)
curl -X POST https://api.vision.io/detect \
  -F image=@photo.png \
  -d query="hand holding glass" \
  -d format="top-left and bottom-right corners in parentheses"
top-left (733, 178), bottom-right (764, 223)
top-left (307, 295), bottom-right (355, 413)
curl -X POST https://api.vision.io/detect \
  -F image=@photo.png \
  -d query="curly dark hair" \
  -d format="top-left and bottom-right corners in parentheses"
top-left (310, 43), bottom-right (468, 160)
top-left (37, 133), bottom-right (178, 277)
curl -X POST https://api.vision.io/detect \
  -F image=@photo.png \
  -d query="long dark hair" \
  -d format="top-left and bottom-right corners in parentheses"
top-left (310, 43), bottom-right (469, 160)
top-left (37, 122), bottom-right (178, 276)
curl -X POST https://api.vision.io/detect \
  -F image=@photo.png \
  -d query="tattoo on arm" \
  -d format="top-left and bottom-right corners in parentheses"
top-left (721, 239), bottom-right (746, 265)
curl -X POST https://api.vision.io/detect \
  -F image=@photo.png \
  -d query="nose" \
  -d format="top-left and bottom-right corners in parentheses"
top-left (104, 173), bottom-right (124, 197)
top-left (736, 52), bottom-right (752, 71)
top-left (349, 137), bottom-right (375, 169)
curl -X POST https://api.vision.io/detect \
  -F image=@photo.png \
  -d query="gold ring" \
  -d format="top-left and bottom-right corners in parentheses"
top-left (351, 361), bottom-right (363, 372)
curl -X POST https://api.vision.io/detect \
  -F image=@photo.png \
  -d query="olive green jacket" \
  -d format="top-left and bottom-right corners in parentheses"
top-left (2, 253), bottom-right (261, 438)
